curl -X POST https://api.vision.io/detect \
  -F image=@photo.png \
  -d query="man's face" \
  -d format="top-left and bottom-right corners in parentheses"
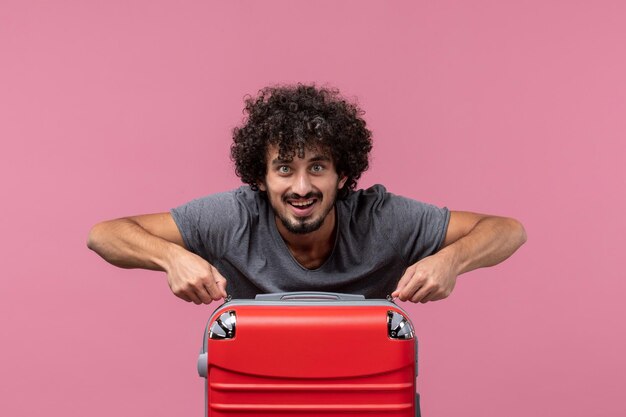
top-left (259, 144), bottom-right (347, 235)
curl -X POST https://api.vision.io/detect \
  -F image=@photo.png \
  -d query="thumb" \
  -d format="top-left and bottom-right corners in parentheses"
top-left (392, 266), bottom-right (414, 298)
top-left (217, 277), bottom-right (228, 298)
top-left (213, 271), bottom-right (228, 298)
top-left (207, 265), bottom-right (228, 299)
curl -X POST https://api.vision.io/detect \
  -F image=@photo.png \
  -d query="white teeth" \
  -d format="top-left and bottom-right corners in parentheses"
top-left (291, 199), bottom-right (314, 207)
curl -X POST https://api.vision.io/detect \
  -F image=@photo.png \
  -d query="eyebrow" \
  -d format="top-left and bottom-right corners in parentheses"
top-left (270, 154), bottom-right (331, 165)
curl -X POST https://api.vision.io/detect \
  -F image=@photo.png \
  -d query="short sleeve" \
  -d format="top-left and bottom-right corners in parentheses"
top-left (170, 190), bottom-right (250, 263)
top-left (375, 187), bottom-right (450, 265)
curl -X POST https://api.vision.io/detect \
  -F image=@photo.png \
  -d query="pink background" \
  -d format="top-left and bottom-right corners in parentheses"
top-left (2, 1), bottom-right (625, 416)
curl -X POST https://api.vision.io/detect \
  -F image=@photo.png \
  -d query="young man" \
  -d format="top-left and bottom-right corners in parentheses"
top-left (87, 84), bottom-right (526, 304)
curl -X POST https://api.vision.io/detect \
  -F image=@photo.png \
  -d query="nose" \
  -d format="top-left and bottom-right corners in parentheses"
top-left (292, 170), bottom-right (313, 196)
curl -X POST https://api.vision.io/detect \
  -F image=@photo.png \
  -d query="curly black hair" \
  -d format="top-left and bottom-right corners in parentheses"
top-left (230, 84), bottom-right (373, 198)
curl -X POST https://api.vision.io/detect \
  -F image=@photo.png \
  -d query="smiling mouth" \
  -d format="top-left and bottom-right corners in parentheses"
top-left (289, 198), bottom-right (316, 208)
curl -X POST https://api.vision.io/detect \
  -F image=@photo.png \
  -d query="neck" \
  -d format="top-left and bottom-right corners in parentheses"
top-left (275, 208), bottom-right (337, 269)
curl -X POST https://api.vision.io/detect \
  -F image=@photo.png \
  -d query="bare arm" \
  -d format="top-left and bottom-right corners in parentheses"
top-left (87, 213), bottom-right (184, 270)
top-left (87, 213), bottom-right (227, 304)
top-left (392, 211), bottom-right (527, 303)
top-left (440, 211), bottom-right (527, 274)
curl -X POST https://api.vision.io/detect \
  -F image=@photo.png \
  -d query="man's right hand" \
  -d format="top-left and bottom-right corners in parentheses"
top-left (165, 246), bottom-right (228, 304)
top-left (88, 212), bottom-right (227, 304)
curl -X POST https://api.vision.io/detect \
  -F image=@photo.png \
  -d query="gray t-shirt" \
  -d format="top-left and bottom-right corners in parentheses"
top-left (170, 184), bottom-right (450, 299)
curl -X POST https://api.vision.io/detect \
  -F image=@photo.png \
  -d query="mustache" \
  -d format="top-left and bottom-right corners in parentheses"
top-left (283, 192), bottom-right (323, 201)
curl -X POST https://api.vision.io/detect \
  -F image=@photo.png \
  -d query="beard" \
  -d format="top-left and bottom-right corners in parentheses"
top-left (275, 189), bottom-right (337, 235)
top-left (277, 201), bottom-right (334, 234)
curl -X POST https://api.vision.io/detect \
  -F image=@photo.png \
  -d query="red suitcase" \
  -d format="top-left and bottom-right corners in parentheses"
top-left (197, 292), bottom-right (420, 416)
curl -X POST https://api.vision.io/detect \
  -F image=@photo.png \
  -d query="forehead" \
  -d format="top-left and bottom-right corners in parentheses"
top-left (266, 143), bottom-right (333, 163)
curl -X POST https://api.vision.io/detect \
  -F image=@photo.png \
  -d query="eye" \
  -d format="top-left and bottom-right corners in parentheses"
top-left (310, 164), bottom-right (324, 173)
top-left (278, 166), bottom-right (291, 174)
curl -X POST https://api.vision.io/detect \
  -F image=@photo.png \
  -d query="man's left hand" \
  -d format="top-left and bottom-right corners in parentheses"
top-left (391, 252), bottom-right (458, 303)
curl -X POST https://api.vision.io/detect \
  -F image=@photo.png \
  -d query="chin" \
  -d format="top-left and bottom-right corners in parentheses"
top-left (282, 216), bottom-right (325, 235)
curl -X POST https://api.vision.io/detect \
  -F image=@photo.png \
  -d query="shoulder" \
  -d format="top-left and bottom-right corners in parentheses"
top-left (339, 184), bottom-right (448, 225)
top-left (172, 186), bottom-right (266, 222)
top-left (169, 187), bottom-right (267, 259)
top-left (338, 184), bottom-right (397, 231)
top-left (341, 184), bottom-right (423, 213)
top-left (341, 184), bottom-right (388, 212)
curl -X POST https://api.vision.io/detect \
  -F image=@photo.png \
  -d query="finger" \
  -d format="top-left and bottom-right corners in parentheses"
top-left (392, 272), bottom-right (415, 300)
top-left (422, 286), bottom-right (441, 303)
top-left (196, 270), bottom-right (220, 302)
top-left (424, 279), bottom-right (455, 303)
top-left (396, 284), bottom-right (419, 302)
top-left (169, 283), bottom-right (196, 303)
top-left (392, 267), bottom-right (415, 298)
top-left (211, 267), bottom-right (228, 298)
top-left (195, 284), bottom-right (214, 304)
top-left (420, 292), bottom-right (434, 303)
top-left (200, 266), bottom-right (227, 301)
top-left (425, 289), bottom-right (447, 302)
top-left (216, 277), bottom-right (228, 298)
top-left (176, 293), bottom-right (193, 303)
top-left (418, 287), bottom-right (439, 303)
top-left (411, 285), bottom-right (434, 304)
top-left (185, 290), bottom-right (203, 305)
top-left (398, 273), bottom-right (428, 302)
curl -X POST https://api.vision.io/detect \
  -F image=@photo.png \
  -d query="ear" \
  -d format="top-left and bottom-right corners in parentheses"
top-left (337, 175), bottom-right (348, 190)
top-left (257, 180), bottom-right (267, 192)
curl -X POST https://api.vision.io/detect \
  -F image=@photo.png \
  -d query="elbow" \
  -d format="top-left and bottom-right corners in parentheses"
top-left (510, 218), bottom-right (527, 248)
top-left (87, 222), bottom-right (107, 253)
